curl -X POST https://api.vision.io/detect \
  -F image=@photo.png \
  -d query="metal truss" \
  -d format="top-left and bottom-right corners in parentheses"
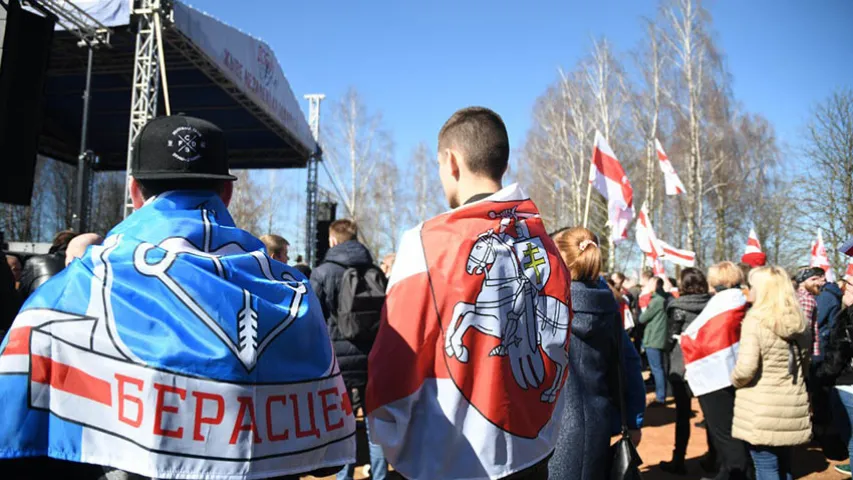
top-left (123, 0), bottom-right (171, 219)
top-left (26, 0), bottom-right (111, 47)
top-left (304, 94), bottom-right (324, 267)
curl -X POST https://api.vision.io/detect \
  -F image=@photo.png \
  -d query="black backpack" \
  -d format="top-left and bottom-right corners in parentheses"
top-left (333, 263), bottom-right (387, 342)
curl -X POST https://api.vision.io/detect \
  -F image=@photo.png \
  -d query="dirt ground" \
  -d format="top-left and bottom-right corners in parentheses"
top-left (637, 394), bottom-right (845, 479)
top-left (307, 391), bottom-right (847, 480)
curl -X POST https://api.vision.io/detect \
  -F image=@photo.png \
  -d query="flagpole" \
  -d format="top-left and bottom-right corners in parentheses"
top-left (582, 181), bottom-right (593, 228)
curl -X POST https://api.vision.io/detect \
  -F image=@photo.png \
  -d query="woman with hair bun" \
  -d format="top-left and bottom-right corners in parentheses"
top-left (548, 227), bottom-right (646, 479)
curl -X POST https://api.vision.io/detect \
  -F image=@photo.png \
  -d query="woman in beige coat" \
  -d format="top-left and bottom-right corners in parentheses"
top-left (731, 266), bottom-right (811, 480)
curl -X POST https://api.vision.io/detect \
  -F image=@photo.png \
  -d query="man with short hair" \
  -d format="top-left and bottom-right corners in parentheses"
top-left (0, 116), bottom-right (354, 480)
top-left (310, 219), bottom-right (388, 480)
top-left (368, 107), bottom-right (571, 480)
top-left (260, 234), bottom-right (290, 264)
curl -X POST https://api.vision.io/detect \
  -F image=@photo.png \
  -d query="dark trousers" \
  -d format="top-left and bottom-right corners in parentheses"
top-left (698, 387), bottom-right (751, 480)
top-left (670, 376), bottom-right (692, 460)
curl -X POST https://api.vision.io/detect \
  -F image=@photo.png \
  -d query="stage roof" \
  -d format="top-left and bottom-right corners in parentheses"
top-left (41, 0), bottom-right (317, 171)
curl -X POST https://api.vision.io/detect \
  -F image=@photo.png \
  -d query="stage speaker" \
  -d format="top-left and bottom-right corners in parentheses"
top-left (0, 0), bottom-right (55, 205)
top-left (315, 202), bottom-right (337, 263)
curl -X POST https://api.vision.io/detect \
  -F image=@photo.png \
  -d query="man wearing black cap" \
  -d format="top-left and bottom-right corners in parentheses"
top-left (127, 114), bottom-right (237, 208)
top-left (2, 116), bottom-right (353, 480)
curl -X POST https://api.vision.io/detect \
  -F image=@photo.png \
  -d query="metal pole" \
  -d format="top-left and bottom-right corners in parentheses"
top-left (72, 46), bottom-right (94, 232)
top-left (153, 12), bottom-right (171, 116)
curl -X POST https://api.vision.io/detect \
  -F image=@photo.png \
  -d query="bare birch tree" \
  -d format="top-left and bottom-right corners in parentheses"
top-left (632, 21), bottom-right (667, 226)
top-left (228, 170), bottom-right (265, 236)
top-left (88, 172), bottom-right (125, 236)
top-left (799, 88), bottom-right (853, 269)
top-left (407, 142), bottom-right (444, 227)
top-left (661, 0), bottom-right (712, 256)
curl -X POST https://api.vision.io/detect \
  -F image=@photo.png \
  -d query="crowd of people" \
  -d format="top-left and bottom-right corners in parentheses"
top-left (0, 108), bottom-right (851, 480)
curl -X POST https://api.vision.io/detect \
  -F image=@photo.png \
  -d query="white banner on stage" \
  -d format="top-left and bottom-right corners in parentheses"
top-left (173, 2), bottom-right (316, 153)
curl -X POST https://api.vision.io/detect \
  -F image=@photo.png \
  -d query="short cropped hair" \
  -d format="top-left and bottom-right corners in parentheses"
top-left (259, 234), bottom-right (289, 257)
top-left (707, 261), bottom-right (745, 291)
top-left (438, 107), bottom-right (509, 181)
top-left (330, 219), bottom-right (358, 244)
top-left (137, 178), bottom-right (228, 200)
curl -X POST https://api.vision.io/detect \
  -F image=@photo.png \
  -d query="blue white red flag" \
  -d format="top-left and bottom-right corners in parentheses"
top-left (0, 191), bottom-right (355, 479)
top-left (367, 184), bottom-right (572, 480)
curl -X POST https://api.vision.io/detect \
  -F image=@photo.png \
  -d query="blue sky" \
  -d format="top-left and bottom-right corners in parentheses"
top-left (190, 0), bottom-right (853, 161)
top-left (186, 0), bottom-right (853, 253)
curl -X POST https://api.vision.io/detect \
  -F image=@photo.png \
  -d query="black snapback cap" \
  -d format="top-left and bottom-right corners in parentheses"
top-left (131, 115), bottom-right (237, 181)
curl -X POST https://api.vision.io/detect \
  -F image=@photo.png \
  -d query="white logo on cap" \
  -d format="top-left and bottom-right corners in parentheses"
top-left (167, 126), bottom-right (207, 162)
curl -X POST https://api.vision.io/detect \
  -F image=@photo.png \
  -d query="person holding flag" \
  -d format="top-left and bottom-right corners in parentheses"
top-left (680, 262), bottom-right (751, 480)
top-left (367, 107), bottom-right (572, 480)
top-left (0, 116), bottom-right (355, 480)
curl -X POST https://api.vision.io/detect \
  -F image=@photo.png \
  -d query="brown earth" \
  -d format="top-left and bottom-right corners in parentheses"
top-left (306, 390), bottom-right (847, 480)
top-left (637, 393), bottom-right (844, 479)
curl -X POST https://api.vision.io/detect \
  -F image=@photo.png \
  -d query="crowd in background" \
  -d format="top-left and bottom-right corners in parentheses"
top-left (1, 108), bottom-right (852, 480)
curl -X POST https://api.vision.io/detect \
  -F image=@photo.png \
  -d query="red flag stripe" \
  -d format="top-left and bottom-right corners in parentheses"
top-left (2, 327), bottom-right (31, 356)
top-left (681, 307), bottom-right (746, 364)
top-left (662, 247), bottom-right (695, 262)
top-left (592, 149), bottom-right (633, 207)
top-left (31, 354), bottom-right (113, 406)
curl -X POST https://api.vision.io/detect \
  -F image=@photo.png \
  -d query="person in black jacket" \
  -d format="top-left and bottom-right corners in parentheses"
top-left (818, 284), bottom-right (853, 475)
top-left (16, 229), bottom-right (78, 300)
top-left (1, 250), bottom-right (20, 336)
top-left (660, 268), bottom-right (713, 475)
top-left (310, 219), bottom-right (388, 480)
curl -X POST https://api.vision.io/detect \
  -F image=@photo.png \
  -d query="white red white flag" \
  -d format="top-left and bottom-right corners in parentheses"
top-left (655, 139), bottom-right (686, 196)
top-left (367, 184), bottom-right (572, 480)
top-left (811, 229), bottom-right (836, 282)
top-left (635, 202), bottom-right (662, 260)
top-left (590, 131), bottom-right (634, 242)
top-left (741, 228), bottom-right (766, 267)
top-left (652, 258), bottom-right (666, 276)
top-left (659, 241), bottom-right (697, 268)
top-left (681, 289), bottom-right (748, 396)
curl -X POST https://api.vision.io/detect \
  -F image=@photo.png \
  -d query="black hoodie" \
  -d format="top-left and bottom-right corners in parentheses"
top-left (666, 293), bottom-right (712, 379)
top-left (309, 240), bottom-right (377, 392)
